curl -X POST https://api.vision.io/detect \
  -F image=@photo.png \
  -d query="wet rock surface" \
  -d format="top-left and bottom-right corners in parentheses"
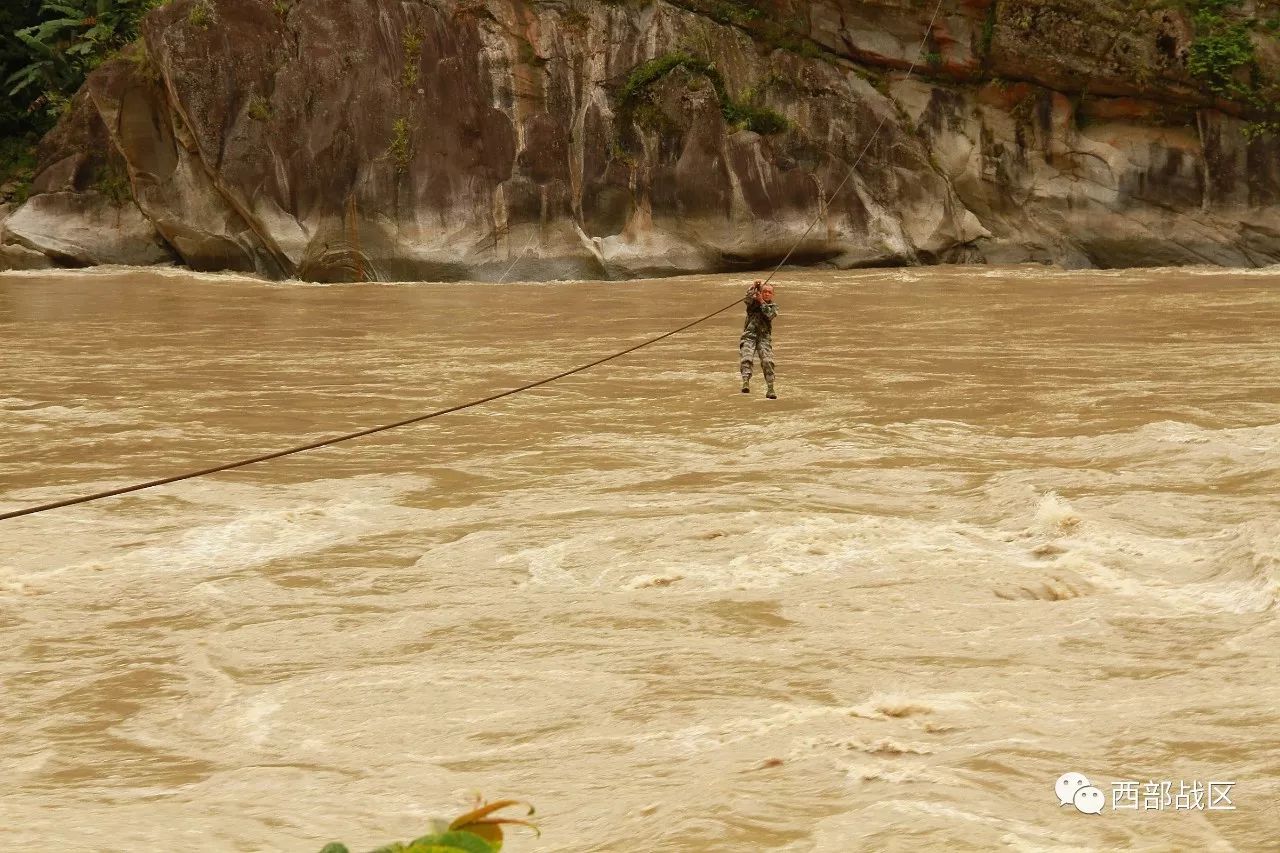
top-left (4, 0), bottom-right (1280, 279)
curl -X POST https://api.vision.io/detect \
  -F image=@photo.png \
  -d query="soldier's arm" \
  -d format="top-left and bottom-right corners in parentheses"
top-left (763, 302), bottom-right (778, 319)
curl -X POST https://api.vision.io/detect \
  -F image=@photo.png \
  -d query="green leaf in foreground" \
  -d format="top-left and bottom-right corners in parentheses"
top-left (405, 829), bottom-right (498, 852)
top-left (319, 797), bottom-right (538, 853)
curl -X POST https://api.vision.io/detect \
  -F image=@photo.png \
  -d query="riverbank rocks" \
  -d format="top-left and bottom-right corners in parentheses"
top-left (0, 203), bottom-right (52, 271)
top-left (4, 192), bottom-right (174, 267)
top-left (4, 0), bottom-right (1280, 280)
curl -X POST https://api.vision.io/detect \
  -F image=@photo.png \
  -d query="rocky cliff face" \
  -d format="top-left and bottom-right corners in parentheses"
top-left (4, 0), bottom-right (1280, 279)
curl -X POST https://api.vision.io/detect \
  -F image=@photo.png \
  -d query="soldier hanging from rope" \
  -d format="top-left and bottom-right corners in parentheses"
top-left (740, 280), bottom-right (778, 399)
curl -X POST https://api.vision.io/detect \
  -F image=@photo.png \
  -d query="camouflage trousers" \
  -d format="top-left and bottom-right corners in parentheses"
top-left (739, 333), bottom-right (775, 384)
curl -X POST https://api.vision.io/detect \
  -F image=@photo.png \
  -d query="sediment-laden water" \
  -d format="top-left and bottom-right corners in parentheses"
top-left (2, 265), bottom-right (1278, 851)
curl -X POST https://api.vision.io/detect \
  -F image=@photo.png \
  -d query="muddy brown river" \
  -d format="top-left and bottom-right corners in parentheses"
top-left (1, 265), bottom-right (1278, 851)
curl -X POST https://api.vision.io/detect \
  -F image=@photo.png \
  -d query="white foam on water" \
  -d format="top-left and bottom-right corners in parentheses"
top-left (848, 691), bottom-right (959, 720)
top-left (6, 474), bottom-right (433, 577)
top-left (4, 268), bottom-right (1278, 852)
top-left (491, 503), bottom-right (1031, 593)
top-left (2, 402), bottom-right (141, 429)
top-left (1014, 498), bottom-right (1279, 614)
top-left (143, 488), bottom-right (427, 574)
top-left (1158, 574), bottom-right (1279, 614)
top-left (1032, 492), bottom-right (1082, 533)
top-left (242, 697), bottom-right (282, 746)
top-left (0, 265), bottom-right (275, 287)
top-left (631, 700), bottom-right (896, 757)
top-left (476, 463), bottom-right (1271, 615)
top-left (503, 539), bottom-right (579, 587)
top-left (626, 572), bottom-right (684, 589)
top-left (498, 511), bottom-right (905, 591)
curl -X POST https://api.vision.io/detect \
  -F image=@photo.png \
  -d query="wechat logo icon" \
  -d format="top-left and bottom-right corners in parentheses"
top-left (1055, 772), bottom-right (1104, 814)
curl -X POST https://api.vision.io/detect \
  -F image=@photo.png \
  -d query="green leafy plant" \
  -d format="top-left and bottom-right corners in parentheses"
top-left (124, 39), bottom-right (160, 83)
top-left (1177, 0), bottom-right (1280, 136)
top-left (93, 162), bottom-right (131, 203)
top-left (1243, 117), bottom-right (1280, 139)
top-left (980, 2), bottom-right (997, 59)
top-left (2, 0), bottom-right (162, 146)
top-left (1188, 20), bottom-right (1254, 92)
top-left (723, 99), bottom-right (788, 134)
top-left (390, 116), bottom-right (412, 172)
top-left (319, 798), bottom-right (538, 853)
top-left (608, 136), bottom-right (636, 166)
top-left (0, 134), bottom-right (38, 203)
top-left (920, 29), bottom-right (943, 70)
top-left (0, 0), bottom-right (43, 131)
top-left (616, 51), bottom-right (789, 144)
top-left (667, 0), bottom-right (822, 58)
top-left (1185, 0), bottom-right (1255, 95)
top-left (188, 0), bottom-right (211, 28)
top-left (710, 0), bottom-right (762, 25)
top-left (402, 26), bottom-right (422, 88)
top-left (247, 93), bottom-right (270, 121)
top-left (6, 0), bottom-right (160, 105)
top-left (40, 88), bottom-right (72, 119)
top-left (1189, 0), bottom-right (1235, 14)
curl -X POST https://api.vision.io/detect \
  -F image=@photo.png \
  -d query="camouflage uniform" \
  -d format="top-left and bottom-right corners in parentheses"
top-left (739, 289), bottom-right (778, 385)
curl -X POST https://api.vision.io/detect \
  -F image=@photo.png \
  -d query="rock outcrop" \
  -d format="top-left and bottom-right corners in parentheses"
top-left (0, 202), bottom-right (53, 270)
top-left (4, 0), bottom-right (1280, 279)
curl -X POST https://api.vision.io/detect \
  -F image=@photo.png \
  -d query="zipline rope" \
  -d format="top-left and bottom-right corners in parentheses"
top-left (0, 300), bottom-right (732, 521)
top-left (496, 230), bottom-right (539, 284)
top-left (0, 0), bottom-right (946, 522)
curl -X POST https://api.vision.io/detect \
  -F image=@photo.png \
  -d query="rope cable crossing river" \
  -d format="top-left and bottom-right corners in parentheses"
top-left (1, 0), bottom-right (946, 522)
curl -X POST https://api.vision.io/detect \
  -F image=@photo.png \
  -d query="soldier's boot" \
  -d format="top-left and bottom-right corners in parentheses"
top-left (766, 384), bottom-right (777, 399)
top-left (741, 378), bottom-right (750, 393)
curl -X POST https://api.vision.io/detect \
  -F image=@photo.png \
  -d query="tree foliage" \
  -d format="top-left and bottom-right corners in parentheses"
top-left (0, 0), bottom-right (43, 138)
top-left (1, 0), bottom-right (159, 198)
top-left (1185, 0), bottom-right (1257, 96)
top-left (6, 0), bottom-right (161, 120)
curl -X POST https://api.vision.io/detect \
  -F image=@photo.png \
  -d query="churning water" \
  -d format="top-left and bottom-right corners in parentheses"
top-left (2, 265), bottom-right (1278, 850)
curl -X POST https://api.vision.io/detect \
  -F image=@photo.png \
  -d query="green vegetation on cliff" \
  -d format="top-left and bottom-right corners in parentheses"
top-left (0, 135), bottom-right (37, 203)
top-left (1, 0), bottom-right (43, 200)
top-left (1186, 0), bottom-right (1255, 95)
top-left (6, 0), bottom-right (160, 116)
top-left (1182, 0), bottom-right (1280, 136)
top-left (1, 0), bottom-right (159, 201)
top-left (665, 0), bottom-right (823, 58)
top-left (616, 50), bottom-right (789, 148)
top-left (390, 116), bottom-right (413, 173)
top-left (0, 0), bottom-right (41, 135)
